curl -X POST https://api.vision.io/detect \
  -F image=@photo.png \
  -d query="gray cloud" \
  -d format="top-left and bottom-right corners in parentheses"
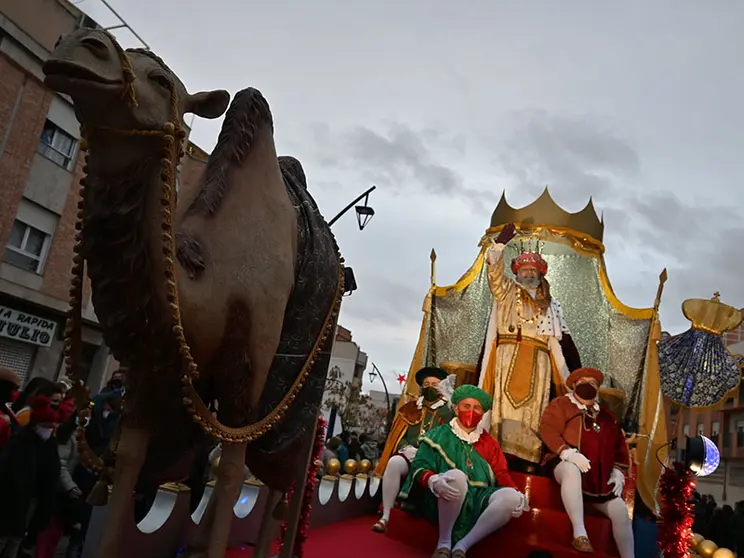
top-left (311, 122), bottom-right (494, 211)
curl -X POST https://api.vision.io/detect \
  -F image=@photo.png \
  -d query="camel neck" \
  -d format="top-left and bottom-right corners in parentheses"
top-left (81, 151), bottom-right (180, 365)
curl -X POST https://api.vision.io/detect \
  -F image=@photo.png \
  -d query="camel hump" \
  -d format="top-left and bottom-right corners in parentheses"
top-left (188, 87), bottom-right (275, 216)
top-left (278, 156), bottom-right (307, 188)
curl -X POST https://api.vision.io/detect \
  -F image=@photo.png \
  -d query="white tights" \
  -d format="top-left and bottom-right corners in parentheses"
top-left (436, 469), bottom-right (521, 552)
top-left (381, 455), bottom-right (409, 521)
top-left (553, 461), bottom-right (635, 558)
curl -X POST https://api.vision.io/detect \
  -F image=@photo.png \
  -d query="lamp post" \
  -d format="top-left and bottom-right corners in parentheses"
top-left (368, 362), bottom-right (392, 432)
top-left (328, 185), bottom-right (376, 229)
top-left (328, 185), bottom-right (376, 297)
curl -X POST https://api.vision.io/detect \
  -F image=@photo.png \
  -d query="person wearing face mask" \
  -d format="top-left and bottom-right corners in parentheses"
top-left (0, 394), bottom-right (62, 558)
top-left (399, 385), bottom-right (528, 558)
top-left (478, 223), bottom-right (583, 471)
top-left (539, 367), bottom-right (633, 556)
top-left (372, 367), bottom-right (454, 533)
top-left (0, 367), bottom-right (21, 450)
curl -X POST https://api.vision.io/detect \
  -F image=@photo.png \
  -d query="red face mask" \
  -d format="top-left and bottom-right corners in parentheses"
top-left (457, 409), bottom-right (483, 429)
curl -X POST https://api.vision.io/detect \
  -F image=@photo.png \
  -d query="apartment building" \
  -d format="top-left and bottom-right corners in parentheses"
top-left (0, 0), bottom-right (198, 391)
top-left (673, 320), bottom-right (744, 502)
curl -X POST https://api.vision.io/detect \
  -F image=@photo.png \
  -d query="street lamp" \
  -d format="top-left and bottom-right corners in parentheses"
top-left (368, 362), bottom-right (392, 432)
top-left (328, 185), bottom-right (376, 229)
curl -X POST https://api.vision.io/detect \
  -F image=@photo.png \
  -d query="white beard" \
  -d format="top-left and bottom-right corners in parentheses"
top-left (517, 276), bottom-right (540, 291)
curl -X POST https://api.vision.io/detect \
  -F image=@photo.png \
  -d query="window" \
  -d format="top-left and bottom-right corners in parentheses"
top-left (683, 424), bottom-right (690, 437)
top-left (697, 423), bottom-right (705, 436)
top-left (3, 220), bottom-right (51, 273)
top-left (712, 421), bottom-right (720, 436)
top-left (37, 120), bottom-right (76, 168)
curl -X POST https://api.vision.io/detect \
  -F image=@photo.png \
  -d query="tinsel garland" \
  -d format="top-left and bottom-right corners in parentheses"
top-left (658, 461), bottom-right (695, 558)
top-left (277, 417), bottom-right (327, 557)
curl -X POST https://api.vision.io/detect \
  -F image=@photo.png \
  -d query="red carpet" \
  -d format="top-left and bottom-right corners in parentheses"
top-left (225, 515), bottom-right (428, 558)
top-left (227, 472), bottom-right (624, 557)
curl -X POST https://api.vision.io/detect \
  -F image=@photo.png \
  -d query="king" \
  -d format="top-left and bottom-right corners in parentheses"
top-left (479, 223), bottom-right (582, 467)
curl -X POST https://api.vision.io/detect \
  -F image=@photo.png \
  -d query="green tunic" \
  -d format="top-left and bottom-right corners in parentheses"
top-left (399, 423), bottom-right (505, 543)
top-left (397, 403), bottom-right (454, 450)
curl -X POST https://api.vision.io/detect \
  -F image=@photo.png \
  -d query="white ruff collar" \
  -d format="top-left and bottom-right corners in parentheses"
top-left (417, 397), bottom-right (445, 410)
top-left (568, 392), bottom-right (599, 412)
top-left (449, 418), bottom-right (483, 444)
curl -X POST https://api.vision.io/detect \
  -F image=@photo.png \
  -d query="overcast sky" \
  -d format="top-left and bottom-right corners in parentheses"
top-left (78, 0), bottom-right (744, 394)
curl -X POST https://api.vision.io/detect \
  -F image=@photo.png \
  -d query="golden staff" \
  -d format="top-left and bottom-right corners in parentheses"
top-left (430, 249), bottom-right (437, 286)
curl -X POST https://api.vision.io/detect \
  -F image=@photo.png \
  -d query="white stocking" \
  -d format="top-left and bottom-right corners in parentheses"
top-left (453, 487), bottom-right (522, 552)
top-left (593, 497), bottom-right (634, 558)
top-left (436, 469), bottom-right (469, 550)
top-left (380, 455), bottom-right (409, 521)
top-left (554, 460), bottom-right (588, 539)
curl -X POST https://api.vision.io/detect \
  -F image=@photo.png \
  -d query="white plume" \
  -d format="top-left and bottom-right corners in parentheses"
top-left (437, 374), bottom-right (457, 402)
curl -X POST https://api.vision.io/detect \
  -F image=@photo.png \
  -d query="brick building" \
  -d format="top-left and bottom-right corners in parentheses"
top-left (0, 0), bottom-right (204, 391)
top-left (673, 320), bottom-right (744, 502)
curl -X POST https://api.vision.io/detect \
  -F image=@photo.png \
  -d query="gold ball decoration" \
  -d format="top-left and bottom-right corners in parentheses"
top-left (690, 533), bottom-right (705, 550)
top-left (698, 540), bottom-right (718, 558)
top-left (359, 459), bottom-right (372, 474)
top-left (344, 459), bottom-right (358, 475)
top-left (712, 548), bottom-right (735, 558)
top-left (326, 458), bottom-right (341, 476)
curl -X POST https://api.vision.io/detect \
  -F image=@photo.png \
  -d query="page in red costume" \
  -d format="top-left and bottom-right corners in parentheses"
top-left (580, 408), bottom-right (624, 500)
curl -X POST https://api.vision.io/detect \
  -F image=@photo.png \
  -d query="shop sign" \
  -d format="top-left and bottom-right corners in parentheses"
top-left (0, 305), bottom-right (57, 347)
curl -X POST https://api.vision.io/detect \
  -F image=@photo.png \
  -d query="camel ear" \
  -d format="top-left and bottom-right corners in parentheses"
top-left (186, 90), bottom-right (230, 119)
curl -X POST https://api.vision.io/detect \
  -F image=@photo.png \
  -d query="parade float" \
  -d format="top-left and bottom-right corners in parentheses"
top-left (377, 189), bottom-right (740, 558)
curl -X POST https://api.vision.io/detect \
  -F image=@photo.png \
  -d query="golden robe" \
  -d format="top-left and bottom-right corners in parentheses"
top-left (479, 243), bottom-right (570, 464)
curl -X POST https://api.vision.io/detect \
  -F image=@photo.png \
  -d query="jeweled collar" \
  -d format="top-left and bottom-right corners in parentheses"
top-left (417, 397), bottom-right (445, 410)
top-left (568, 392), bottom-right (599, 412)
top-left (449, 418), bottom-right (483, 444)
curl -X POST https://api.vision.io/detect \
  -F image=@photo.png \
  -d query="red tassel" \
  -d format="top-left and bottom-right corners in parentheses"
top-left (516, 326), bottom-right (522, 342)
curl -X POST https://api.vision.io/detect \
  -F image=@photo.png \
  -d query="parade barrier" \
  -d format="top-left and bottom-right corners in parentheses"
top-left (81, 472), bottom-right (379, 558)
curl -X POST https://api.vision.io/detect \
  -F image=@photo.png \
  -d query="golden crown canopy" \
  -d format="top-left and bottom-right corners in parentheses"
top-left (490, 187), bottom-right (605, 243)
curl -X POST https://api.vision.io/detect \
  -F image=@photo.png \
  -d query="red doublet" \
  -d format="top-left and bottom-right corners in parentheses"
top-left (578, 408), bottom-right (627, 499)
top-left (418, 429), bottom-right (518, 490)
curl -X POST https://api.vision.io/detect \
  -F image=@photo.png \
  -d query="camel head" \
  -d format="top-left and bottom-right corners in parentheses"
top-left (43, 28), bottom-right (229, 133)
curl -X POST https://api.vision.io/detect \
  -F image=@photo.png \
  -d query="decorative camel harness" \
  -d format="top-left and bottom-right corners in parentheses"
top-left (62, 46), bottom-right (344, 483)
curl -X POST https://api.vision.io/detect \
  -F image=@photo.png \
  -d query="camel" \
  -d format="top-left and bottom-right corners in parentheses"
top-left (42, 28), bottom-right (343, 558)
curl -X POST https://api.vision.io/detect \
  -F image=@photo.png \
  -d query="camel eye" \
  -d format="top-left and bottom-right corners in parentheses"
top-left (150, 72), bottom-right (171, 89)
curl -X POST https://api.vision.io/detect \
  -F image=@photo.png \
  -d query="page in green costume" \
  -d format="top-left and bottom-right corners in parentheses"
top-left (399, 425), bottom-right (501, 543)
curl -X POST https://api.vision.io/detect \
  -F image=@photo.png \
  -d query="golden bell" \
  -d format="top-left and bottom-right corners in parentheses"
top-left (698, 540), bottom-right (718, 558)
top-left (344, 459), bottom-right (358, 475)
top-left (712, 548), bottom-right (735, 558)
top-left (326, 458), bottom-right (341, 476)
top-left (359, 459), bottom-right (372, 474)
top-left (690, 533), bottom-right (705, 550)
